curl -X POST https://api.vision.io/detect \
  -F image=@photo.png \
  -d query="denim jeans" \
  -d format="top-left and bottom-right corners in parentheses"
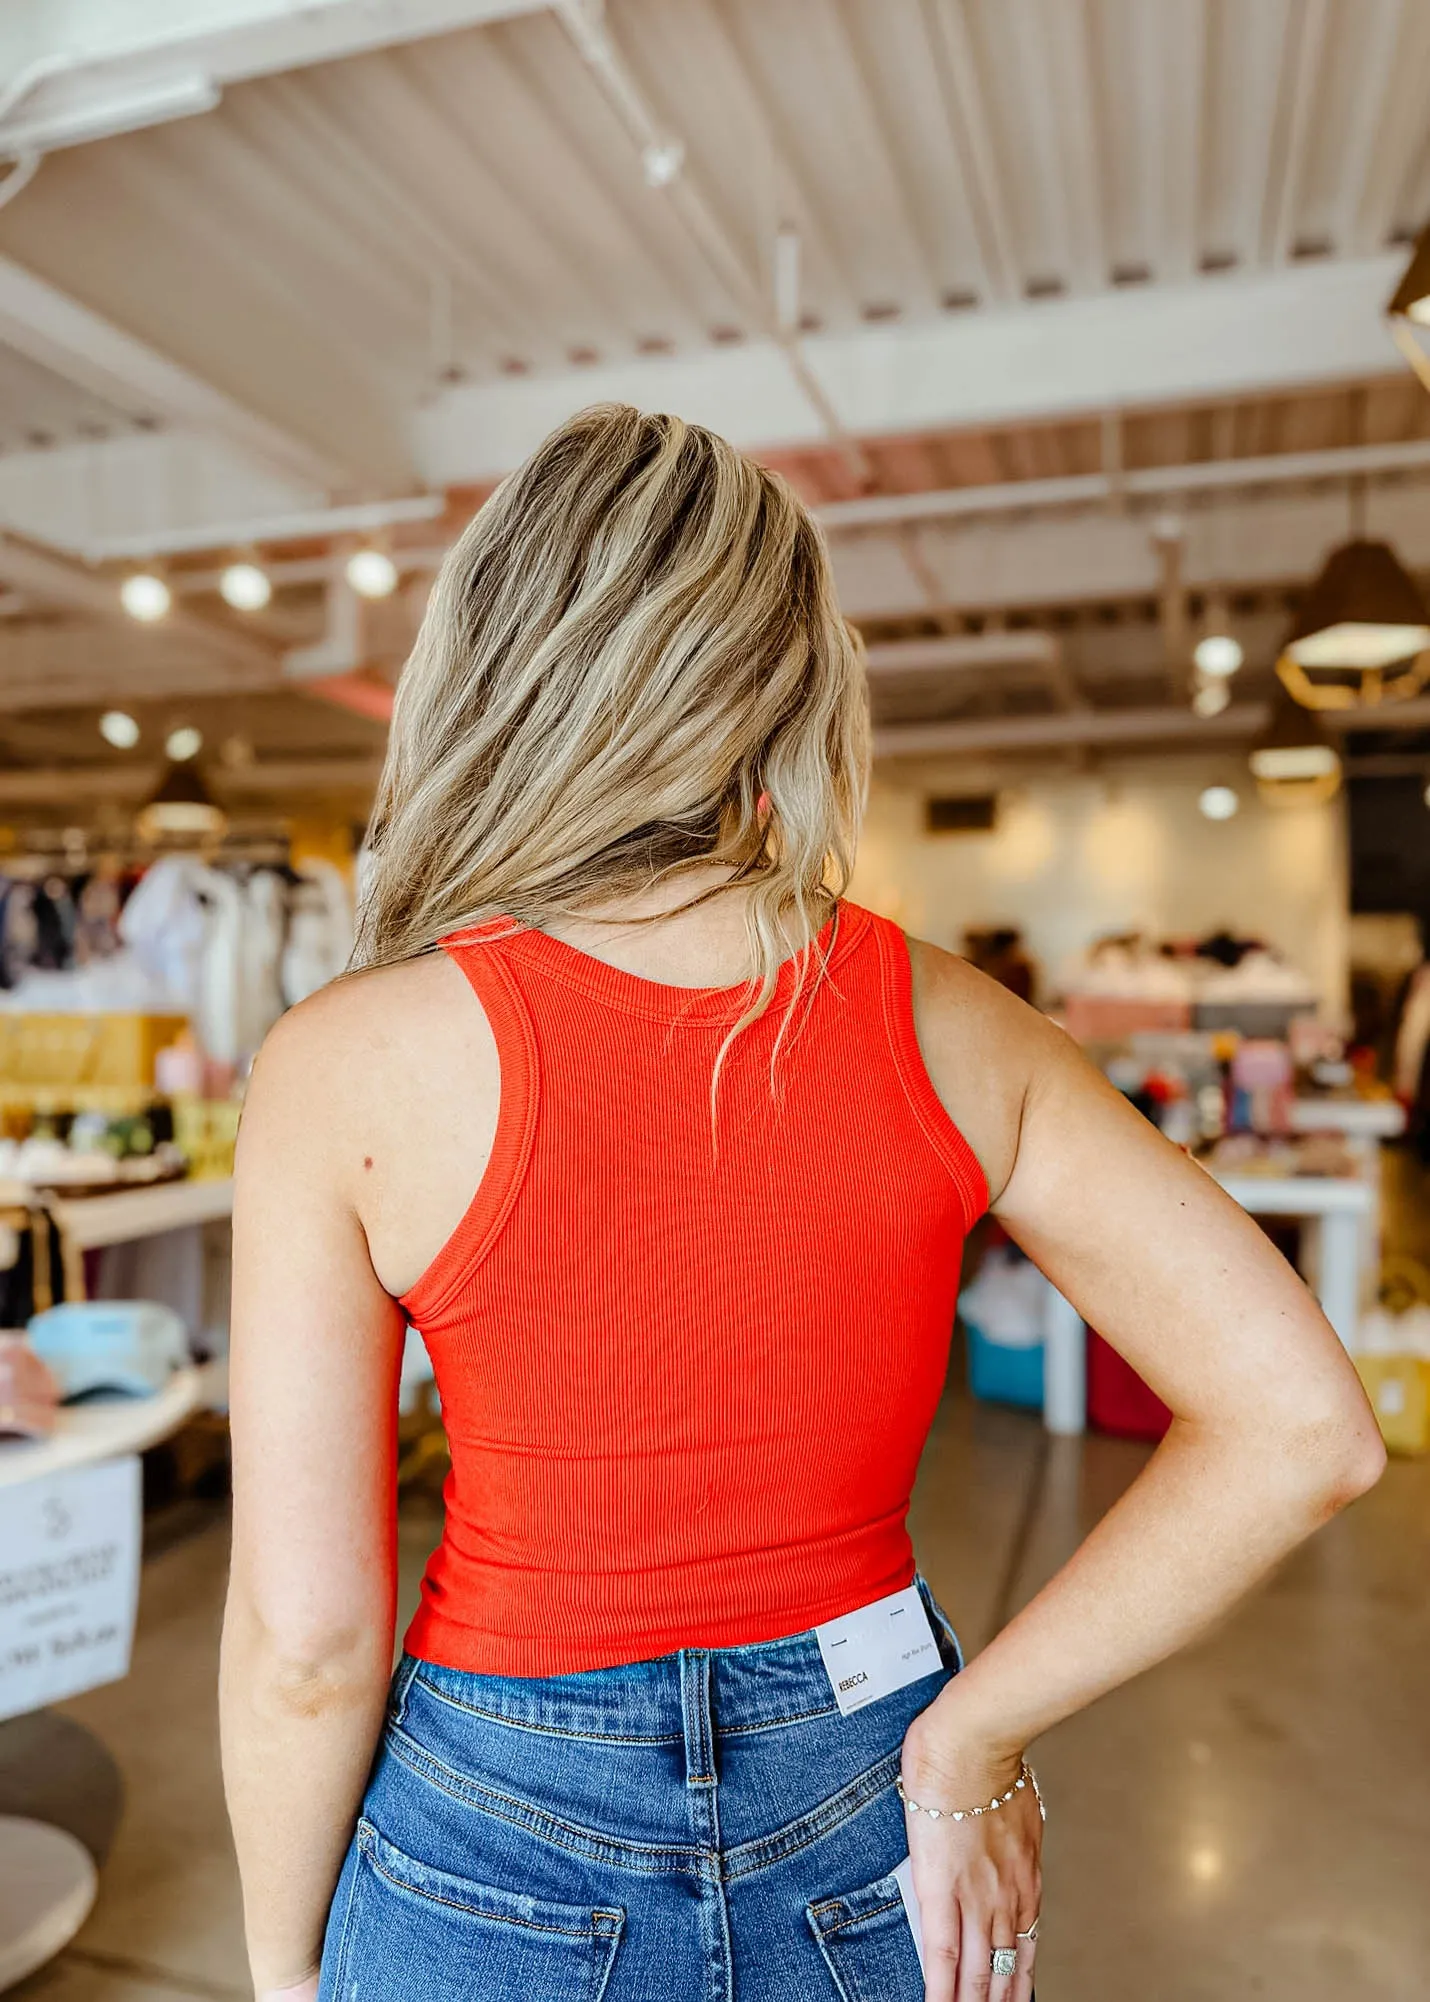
top-left (318, 1575), bottom-right (962, 2001)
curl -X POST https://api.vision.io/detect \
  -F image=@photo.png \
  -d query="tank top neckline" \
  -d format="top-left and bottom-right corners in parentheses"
top-left (447, 899), bottom-right (870, 1022)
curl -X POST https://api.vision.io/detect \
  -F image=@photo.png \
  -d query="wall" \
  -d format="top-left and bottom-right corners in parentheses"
top-left (849, 753), bottom-right (1350, 1012)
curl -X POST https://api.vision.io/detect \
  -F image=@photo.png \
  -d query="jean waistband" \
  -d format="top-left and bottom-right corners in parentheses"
top-left (398, 1573), bottom-right (960, 1746)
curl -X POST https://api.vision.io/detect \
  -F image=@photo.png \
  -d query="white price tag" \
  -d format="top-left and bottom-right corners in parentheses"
top-left (814, 1583), bottom-right (941, 1716)
top-left (0, 1457), bottom-right (142, 1723)
top-left (893, 1856), bottom-right (926, 1972)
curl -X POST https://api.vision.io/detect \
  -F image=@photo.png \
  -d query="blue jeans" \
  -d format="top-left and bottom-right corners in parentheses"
top-left (318, 1576), bottom-right (962, 2000)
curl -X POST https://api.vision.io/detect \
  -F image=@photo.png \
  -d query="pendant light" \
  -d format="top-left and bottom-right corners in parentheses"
top-left (1276, 430), bottom-right (1430, 710)
top-left (1248, 693), bottom-right (1341, 807)
top-left (135, 760), bottom-right (227, 843)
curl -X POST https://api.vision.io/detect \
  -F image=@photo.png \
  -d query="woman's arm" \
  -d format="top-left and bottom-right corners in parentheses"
top-left (900, 944), bottom-right (1385, 2002)
top-left (220, 999), bottom-right (407, 2000)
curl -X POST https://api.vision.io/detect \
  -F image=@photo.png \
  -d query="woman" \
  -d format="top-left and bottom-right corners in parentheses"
top-left (221, 405), bottom-right (1383, 2002)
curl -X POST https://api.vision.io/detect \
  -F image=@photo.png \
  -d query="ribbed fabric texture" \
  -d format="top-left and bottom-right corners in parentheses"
top-left (401, 900), bottom-right (988, 1677)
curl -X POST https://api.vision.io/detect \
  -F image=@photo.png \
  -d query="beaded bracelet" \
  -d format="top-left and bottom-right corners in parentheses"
top-left (896, 1759), bottom-right (1046, 1825)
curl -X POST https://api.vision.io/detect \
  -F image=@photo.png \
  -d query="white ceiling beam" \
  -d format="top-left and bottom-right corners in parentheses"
top-left (1260, 0), bottom-right (1330, 267)
top-left (1156, 0), bottom-right (1204, 284)
top-left (413, 254), bottom-right (1407, 485)
top-left (0, 757), bottom-right (381, 806)
top-left (916, 0), bottom-right (1018, 303)
top-left (0, 254), bottom-right (350, 493)
top-left (1330, 0), bottom-right (1407, 255)
top-left (873, 692), bottom-right (1430, 763)
top-left (0, 533), bottom-right (279, 679)
top-left (831, 476), bottom-right (1430, 620)
top-left (873, 703), bottom-right (1269, 760)
top-left (864, 631), bottom-right (1061, 675)
top-left (0, 2), bottom-right (547, 156)
top-left (819, 436), bottom-right (1430, 532)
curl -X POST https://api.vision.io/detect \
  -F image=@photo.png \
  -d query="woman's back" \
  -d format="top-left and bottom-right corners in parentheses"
top-left (392, 898), bottom-right (987, 1675)
top-left (223, 406), bottom-right (1381, 2002)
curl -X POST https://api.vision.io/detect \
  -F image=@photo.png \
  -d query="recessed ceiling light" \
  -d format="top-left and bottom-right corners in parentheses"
top-left (99, 709), bottom-right (140, 749)
top-left (165, 725), bottom-right (203, 761)
top-left (219, 560), bottom-right (272, 611)
top-left (1198, 784), bottom-right (1240, 821)
top-left (345, 548), bottom-right (398, 599)
top-left (1193, 633), bottom-right (1244, 678)
top-left (120, 572), bottom-right (171, 621)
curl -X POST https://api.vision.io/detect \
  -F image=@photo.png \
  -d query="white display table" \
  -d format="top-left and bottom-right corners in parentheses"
top-left (0, 1365), bottom-right (212, 1489)
top-left (1040, 1171), bottom-right (1375, 1437)
top-left (0, 1364), bottom-right (216, 1991)
top-left (0, 1817), bottom-right (98, 1992)
top-left (45, 1176), bottom-right (234, 1251)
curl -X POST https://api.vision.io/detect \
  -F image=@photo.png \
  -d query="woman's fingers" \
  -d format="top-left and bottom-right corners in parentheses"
top-left (1011, 1930), bottom-right (1038, 2002)
top-left (953, 1918), bottom-right (991, 2002)
top-left (920, 1903), bottom-right (961, 2002)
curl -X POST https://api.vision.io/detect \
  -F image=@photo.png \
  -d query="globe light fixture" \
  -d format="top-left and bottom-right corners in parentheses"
top-left (219, 560), bottom-right (272, 611)
top-left (165, 725), bottom-right (203, 762)
top-left (345, 548), bottom-right (399, 599)
top-left (1198, 785), bottom-right (1240, 822)
top-left (120, 572), bottom-right (171, 622)
top-left (1193, 633), bottom-right (1243, 678)
top-left (1192, 679), bottom-right (1230, 718)
top-left (99, 710), bottom-right (140, 749)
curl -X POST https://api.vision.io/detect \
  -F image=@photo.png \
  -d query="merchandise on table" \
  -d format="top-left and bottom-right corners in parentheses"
top-left (959, 1237), bottom-right (1047, 1411)
top-left (0, 1332), bottom-right (60, 1438)
top-left (27, 1301), bottom-right (189, 1402)
top-left (1059, 927), bottom-right (1318, 1041)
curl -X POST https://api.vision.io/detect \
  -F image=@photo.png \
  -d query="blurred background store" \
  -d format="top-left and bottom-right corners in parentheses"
top-left (0, 2), bottom-right (1428, 1997)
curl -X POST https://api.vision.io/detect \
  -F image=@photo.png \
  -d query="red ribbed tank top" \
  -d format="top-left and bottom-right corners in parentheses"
top-left (400, 900), bottom-right (988, 1676)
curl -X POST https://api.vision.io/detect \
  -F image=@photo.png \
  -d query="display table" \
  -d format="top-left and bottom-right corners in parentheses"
top-left (45, 1176), bottom-right (233, 1251)
top-left (1041, 1171), bottom-right (1375, 1437)
top-left (0, 1365), bottom-right (213, 1991)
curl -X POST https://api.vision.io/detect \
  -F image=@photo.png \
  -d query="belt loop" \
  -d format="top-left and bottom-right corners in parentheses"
top-left (679, 1649), bottom-right (716, 1787)
top-left (388, 1654), bottom-right (421, 1727)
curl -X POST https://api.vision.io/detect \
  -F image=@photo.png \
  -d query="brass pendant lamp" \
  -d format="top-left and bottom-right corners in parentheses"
top-left (135, 760), bottom-right (227, 844)
top-left (1249, 692), bottom-right (1341, 807)
top-left (1276, 385), bottom-right (1430, 712)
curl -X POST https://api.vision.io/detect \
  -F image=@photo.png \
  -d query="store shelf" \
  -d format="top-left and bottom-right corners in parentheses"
top-left (46, 1178), bottom-right (233, 1250)
top-left (0, 1363), bottom-right (219, 1489)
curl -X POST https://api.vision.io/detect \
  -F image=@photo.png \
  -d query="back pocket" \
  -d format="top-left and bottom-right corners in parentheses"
top-left (330, 1819), bottom-right (625, 2002)
top-left (807, 1869), bottom-right (923, 2002)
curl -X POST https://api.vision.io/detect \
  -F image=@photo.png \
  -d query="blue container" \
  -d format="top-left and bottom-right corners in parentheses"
top-left (966, 1324), bottom-right (1045, 1411)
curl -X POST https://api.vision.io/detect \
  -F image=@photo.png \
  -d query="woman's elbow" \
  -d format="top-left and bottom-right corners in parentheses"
top-left (1289, 1400), bottom-right (1387, 1519)
top-left (223, 1597), bottom-right (391, 1722)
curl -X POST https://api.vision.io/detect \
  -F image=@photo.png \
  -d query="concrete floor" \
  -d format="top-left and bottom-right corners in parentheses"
top-left (5, 1165), bottom-right (1430, 2000)
top-left (3, 1403), bottom-right (1425, 2002)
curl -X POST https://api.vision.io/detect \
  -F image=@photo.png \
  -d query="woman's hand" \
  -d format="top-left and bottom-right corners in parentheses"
top-left (258, 1979), bottom-right (319, 2002)
top-left (900, 1710), bottom-right (1042, 2002)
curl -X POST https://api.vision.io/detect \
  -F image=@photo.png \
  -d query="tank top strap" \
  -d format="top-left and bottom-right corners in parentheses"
top-left (399, 927), bottom-right (540, 1326)
top-left (864, 911), bottom-right (991, 1232)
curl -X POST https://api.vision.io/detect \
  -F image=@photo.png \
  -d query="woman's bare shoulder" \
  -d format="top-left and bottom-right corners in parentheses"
top-left (244, 952), bottom-right (498, 1166)
top-left (904, 934), bottom-right (1079, 1205)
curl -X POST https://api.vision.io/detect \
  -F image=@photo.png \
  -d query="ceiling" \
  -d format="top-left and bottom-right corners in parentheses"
top-left (0, 0), bottom-right (1426, 810)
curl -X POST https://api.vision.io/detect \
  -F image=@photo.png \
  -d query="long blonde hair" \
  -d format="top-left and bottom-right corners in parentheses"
top-left (357, 403), bottom-right (869, 1056)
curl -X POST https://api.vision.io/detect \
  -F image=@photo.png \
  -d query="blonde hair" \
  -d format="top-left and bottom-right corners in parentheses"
top-left (357, 404), bottom-right (869, 1059)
